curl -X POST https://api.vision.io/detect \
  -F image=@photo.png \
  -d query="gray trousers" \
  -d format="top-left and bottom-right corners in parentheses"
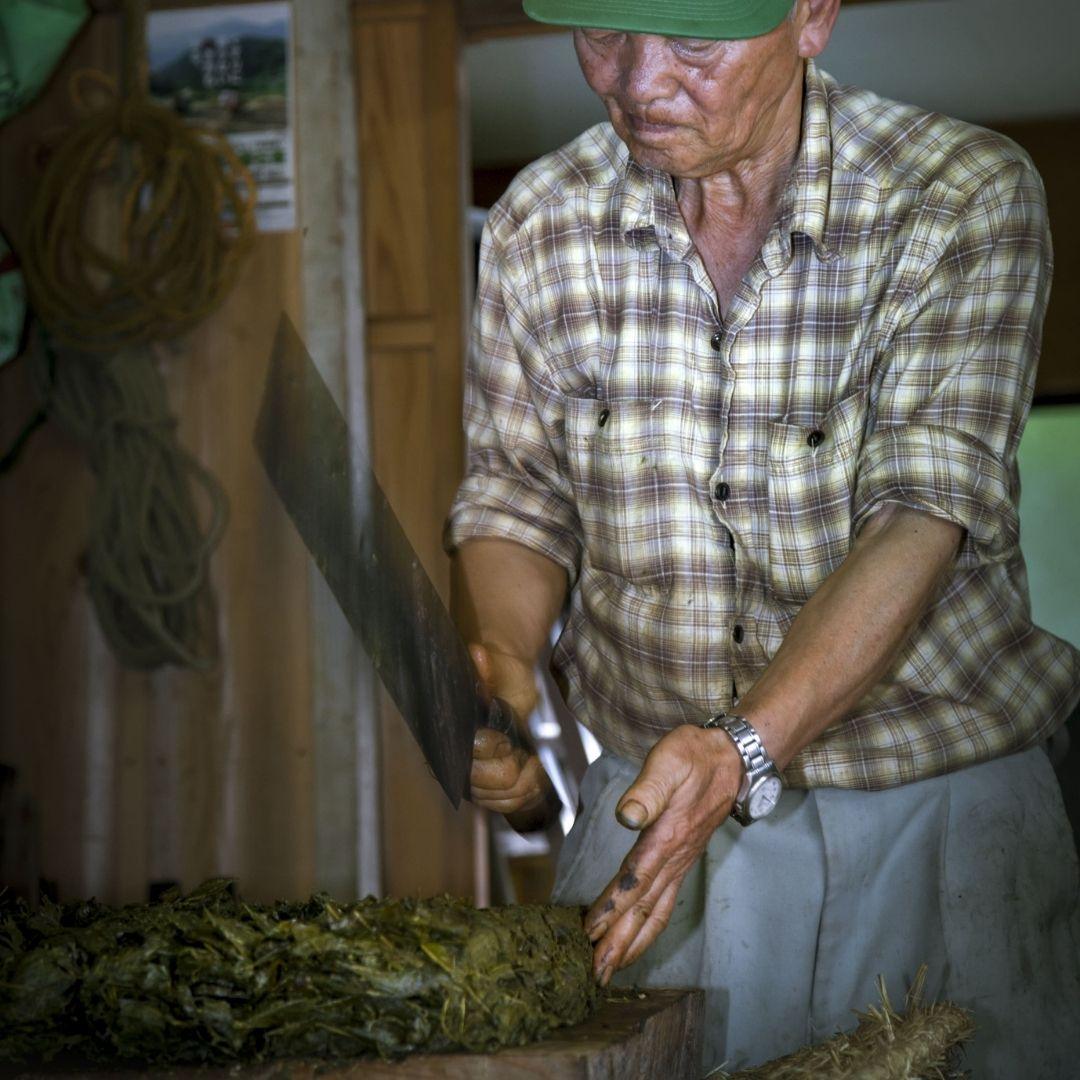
top-left (551, 745), bottom-right (1080, 1078)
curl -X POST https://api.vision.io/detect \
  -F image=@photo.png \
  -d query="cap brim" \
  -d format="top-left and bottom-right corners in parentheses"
top-left (523, 0), bottom-right (794, 40)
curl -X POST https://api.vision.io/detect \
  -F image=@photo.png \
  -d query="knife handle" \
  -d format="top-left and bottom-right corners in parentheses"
top-left (485, 696), bottom-right (536, 754)
top-left (481, 697), bottom-right (562, 834)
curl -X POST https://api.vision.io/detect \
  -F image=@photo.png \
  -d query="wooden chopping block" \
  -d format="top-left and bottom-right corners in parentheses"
top-left (8, 988), bottom-right (704, 1080)
top-left (328, 988), bottom-right (705, 1079)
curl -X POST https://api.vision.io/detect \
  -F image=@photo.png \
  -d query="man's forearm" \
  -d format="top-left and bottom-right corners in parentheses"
top-left (451, 538), bottom-right (568, 670)
top-left (739, 504), bottom-right (964, 770)
top-left (453, 538), bottom-right (569, 829)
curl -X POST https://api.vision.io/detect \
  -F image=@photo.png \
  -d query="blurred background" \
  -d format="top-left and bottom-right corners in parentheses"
top-left (1, 0), bottom-right (1076, 913)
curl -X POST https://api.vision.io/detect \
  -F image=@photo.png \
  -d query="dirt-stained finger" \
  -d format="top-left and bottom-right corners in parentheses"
top-left (592, 872), bottom-right (681, 985)
top-left (583, 822), bottom-right (680, 941)
top-left (618, 878), bottom-right (681, 969)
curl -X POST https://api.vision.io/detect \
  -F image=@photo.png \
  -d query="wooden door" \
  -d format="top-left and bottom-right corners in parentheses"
top-left (353, 0), bottom-right (477, 897)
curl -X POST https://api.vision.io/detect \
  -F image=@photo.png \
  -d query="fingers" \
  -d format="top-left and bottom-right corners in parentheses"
top-left (472, 751), bottom-right (537, 800)
top-left (620, 878), bottom-right (680, 969)
top-left (472, 726), bottom-right (512, 760)
top-left (583, 828), bottom-right (676, 943)
top-left (471, 727), bottom-right (517, 796)
top-left (471, 745), bottom-right (528, 793)
top-left (585, 818), bottom-right (684, 935)
top-left (584, 773), bottom-right (724, 974)
top-left (467, 643), bottom-right (550, 819)
top-left (591, 875), bottom-right (682, 986)
top-left (470, 744), bottom-right (548, 814)
top-left (580, 727), bottom-right (742, 980)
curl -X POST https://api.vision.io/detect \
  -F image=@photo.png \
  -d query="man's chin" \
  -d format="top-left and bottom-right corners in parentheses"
top-left (625, 140), bottom-right (685, 176)
top-left (610, 123), bottom-right (683, 172)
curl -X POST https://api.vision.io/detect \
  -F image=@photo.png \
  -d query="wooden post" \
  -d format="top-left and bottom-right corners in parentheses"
top-left (353, 0), bottom-right (476, 898)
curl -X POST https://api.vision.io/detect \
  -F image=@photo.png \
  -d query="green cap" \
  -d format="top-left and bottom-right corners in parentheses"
top-left (522, 0), bottom-right (795, 39)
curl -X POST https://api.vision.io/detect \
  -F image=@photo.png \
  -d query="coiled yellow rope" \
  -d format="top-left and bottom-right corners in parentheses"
top-left (17, 0), bottom-right (253, 669)
top-left (21, 0), bottom-right (256, 350)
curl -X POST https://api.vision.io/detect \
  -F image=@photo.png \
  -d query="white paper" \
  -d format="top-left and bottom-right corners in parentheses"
top-left (148, 3), bottom-right (295, 232)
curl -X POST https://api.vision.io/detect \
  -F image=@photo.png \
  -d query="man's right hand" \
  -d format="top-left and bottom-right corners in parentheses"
top-left (468, 643), bottom-right (554, 827)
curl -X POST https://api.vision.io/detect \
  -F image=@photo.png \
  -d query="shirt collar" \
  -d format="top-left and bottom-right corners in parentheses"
top-left (616, 151), bottom-right (680, 253)
top-left (616, 59), bottom-right (841, 266)
top-left (773, 59), bottom-right (839, 265)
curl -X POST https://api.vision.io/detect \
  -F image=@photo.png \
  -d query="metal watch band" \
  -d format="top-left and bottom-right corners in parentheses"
top-left (703, 713), bottom-right (771, 775)
top-left (702, 712), bottom-right (781, 825)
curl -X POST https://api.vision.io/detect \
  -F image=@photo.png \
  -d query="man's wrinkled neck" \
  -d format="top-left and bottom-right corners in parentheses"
top-left (674, 60), bottom-right (806, 234)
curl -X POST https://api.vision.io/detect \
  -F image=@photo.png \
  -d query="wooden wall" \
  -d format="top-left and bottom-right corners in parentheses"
top-left (0, 7), bottom-right (313, 905)
top-left (0, 0), bottom-right (479, 906)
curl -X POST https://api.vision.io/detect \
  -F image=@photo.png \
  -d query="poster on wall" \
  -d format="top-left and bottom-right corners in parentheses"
top-left (147, 2), bottom-right (295, 232)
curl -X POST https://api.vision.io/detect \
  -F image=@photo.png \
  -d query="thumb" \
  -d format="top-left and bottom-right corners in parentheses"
top-left (615, 758), bottom-right (678, 830)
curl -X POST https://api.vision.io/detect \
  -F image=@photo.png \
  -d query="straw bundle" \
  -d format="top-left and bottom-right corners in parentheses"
top-left (714, 967), bottom-right (975, 1080)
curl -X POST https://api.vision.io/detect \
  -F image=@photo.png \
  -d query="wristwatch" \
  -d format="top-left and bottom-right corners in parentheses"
top-left (702, 713), bottom-right (783, 826)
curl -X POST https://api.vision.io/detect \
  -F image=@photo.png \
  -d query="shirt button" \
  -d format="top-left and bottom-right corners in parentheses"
top-left (714, 481), bottom-right (730, 501)
top-left (732, 624), bottom-right (744, 644)
top-left (806, 428), bottom-right (825, 448)
top-left (709, 330), bottom-right (723, 351)
top-left (598, 408), bottom-right (610, 428)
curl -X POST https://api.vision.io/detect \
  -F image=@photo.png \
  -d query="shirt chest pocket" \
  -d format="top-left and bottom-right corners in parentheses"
top-left (564, 397), bottom-right (688, 589)
top-left (766, 391), bottom-right (866, 604)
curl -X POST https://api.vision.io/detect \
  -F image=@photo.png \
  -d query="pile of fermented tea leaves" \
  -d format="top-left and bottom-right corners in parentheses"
top-left (0, 878), bottom-right (597, 1065)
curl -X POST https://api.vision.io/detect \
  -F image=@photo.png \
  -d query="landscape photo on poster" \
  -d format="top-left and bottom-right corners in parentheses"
top-left (147, 3), bottom-right (295, 231)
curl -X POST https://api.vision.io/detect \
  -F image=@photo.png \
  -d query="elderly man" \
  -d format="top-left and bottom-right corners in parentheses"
top-left (445, 0), bottom-right (1080, 1073)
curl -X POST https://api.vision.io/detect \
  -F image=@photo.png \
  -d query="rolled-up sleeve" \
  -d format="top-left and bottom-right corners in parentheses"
top-left (853, 160), bottom-right (1053, 567)
top-left (443, 212), bottom-right (583, 584)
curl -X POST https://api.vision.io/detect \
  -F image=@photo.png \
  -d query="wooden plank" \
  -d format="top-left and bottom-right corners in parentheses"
top-left (357, 15), bottom-right (432, 318)
top-left (368, 346), bottom-right (474, 898)
top-left (425, 0), bottom-right (471, 532)
top-left (294, 0), bottom-right (383, 903)
top-left (162, 230), bottom-right (314, 904)
top-left (368, 315), bottom-right (436, 351)
top-left (0, 1), bottom-right (117, 906)
top-left (268, 988), bottom-right (705, 1078)
top-left (368, 348), bottom-right (442, 578)
top-left (8, 990), bottom-right (705, 1080)
top-left (354, 0), bottom-right (476, 900)
top-left (355, 0), bottom-right (430, 22)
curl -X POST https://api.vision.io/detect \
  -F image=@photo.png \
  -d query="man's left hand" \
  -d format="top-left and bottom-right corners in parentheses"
top-left (583, 724), bottom-right (744, 985)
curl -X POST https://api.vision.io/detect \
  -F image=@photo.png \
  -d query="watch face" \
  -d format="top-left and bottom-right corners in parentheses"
top-left (748, 775), bottom-right (782, 820)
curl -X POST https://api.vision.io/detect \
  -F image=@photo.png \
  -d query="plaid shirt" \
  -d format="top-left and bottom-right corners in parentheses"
top-left (445, 61), bottom-right (1080, 789)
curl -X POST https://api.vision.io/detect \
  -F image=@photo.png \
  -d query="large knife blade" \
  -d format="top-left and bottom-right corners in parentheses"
top-left (254, 314), bottom-right (512, 808)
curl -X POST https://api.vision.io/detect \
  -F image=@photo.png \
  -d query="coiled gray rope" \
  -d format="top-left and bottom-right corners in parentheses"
top-left (9, 0), bottom-right (251, 670)
top-left (30, 338), bottom-right (227, 670)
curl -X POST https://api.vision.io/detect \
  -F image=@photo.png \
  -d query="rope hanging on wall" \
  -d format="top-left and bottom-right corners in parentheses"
top-left (30, 338), bottom-right (228, 670)
top-left (21, 0), bottom-right (257, 351)
top-left (17, 0), bottom-right (256, 669)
